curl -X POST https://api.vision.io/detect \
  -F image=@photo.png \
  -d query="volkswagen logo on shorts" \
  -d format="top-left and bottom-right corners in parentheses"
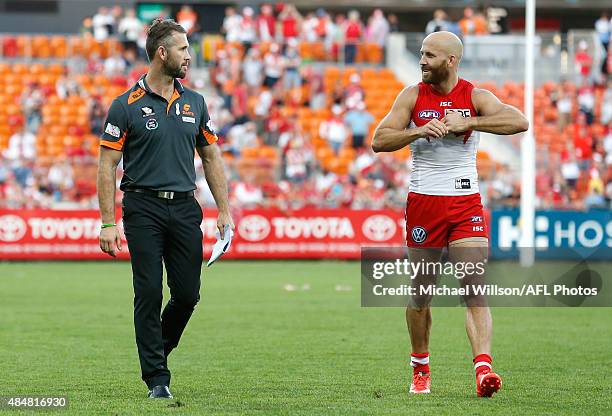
top-left (0, 215), bottom-right (27, 242)
top-left (362, 215), bottom-right (397, 242)
top-left (145, 118), bottom-right (158, 130)
top-left (238, 215), bottom-right (271, 242)
top-left (411, 226), bottom-right (427, 244)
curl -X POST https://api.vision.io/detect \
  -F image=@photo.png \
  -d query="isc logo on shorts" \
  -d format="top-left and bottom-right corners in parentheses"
top-left (411, 226), bottom-right (428, 244)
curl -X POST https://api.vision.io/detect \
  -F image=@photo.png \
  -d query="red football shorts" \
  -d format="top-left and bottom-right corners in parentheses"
top-left (405, 192), bottom-right (488, 248)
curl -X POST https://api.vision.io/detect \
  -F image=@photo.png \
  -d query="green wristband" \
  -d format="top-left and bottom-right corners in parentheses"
top-left (101, 223), bottom-right (116, 229)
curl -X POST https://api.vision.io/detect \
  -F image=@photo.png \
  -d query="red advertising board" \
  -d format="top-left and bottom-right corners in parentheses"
top-left (0, 209), bottom-right (411, 260)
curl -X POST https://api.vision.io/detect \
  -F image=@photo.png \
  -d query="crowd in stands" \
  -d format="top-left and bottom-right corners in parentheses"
top-left (1, 5), bottom-right (612, 211)
top-left (425, 7), bottom-right (500, 37)
top-left (219, 5), bottom-right (395, 64)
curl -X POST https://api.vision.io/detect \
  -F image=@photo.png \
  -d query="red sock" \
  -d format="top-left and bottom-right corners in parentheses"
top-left (473, 353), bottom-right (492, 376)
top-left (411, 352), bottom-right (430, 375)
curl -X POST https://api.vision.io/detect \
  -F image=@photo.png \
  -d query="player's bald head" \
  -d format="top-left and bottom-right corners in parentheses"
top-left (419, 31), bottom-right (463, 84)
top-left (422, 31), bottom-right (463, 62)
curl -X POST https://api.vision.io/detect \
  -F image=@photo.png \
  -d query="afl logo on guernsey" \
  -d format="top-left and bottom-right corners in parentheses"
top-left (418, 110), bottom-right (440, 120)
top-left (411, 226), bottom-right (428, 244)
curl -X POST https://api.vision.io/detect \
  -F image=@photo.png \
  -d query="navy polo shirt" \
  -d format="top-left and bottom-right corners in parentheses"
top-left (100, 75), bottom-right (218, 192)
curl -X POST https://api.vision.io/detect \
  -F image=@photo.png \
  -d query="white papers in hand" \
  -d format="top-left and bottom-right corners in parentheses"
top-left (207, 224), bottom-right (233, 267)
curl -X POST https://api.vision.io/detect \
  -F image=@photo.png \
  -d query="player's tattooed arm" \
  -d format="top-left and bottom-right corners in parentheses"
top-left (459, 88), bottom-right (529, 135)
top-left (97, 146), bottom-right (123, 257)
top-left (372, 86), bottom-right (446, 152)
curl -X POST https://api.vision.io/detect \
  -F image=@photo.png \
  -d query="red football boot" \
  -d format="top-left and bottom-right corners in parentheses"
top-left (410, 372), bottom-right (431, 394)
top-left (476, 370), bottom-right (502, 397)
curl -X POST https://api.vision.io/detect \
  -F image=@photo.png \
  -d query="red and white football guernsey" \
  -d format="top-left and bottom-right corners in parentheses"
top-left (409, 78), bottom-right (479, 196)
top-left (405, 79), bottom-right (487, 247)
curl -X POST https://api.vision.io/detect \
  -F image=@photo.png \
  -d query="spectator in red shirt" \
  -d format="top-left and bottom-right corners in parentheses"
top-left (344, 10), bottom-right (363, 64)
top-left (575, 40), bottom-right (593, 83)
top-left (283, 136), bottom-right (313, 184)
top-left (256, 3), bottom-right (276, 42)
top-left (572, 114), bottom-right (594, 167)
top-left (231, 79), bottom-right (249, 124)
top-left (279, 4), bottom-right (302, 42)
top-left (315, 9), bottom-right (329, 40)
top-left (265, 107), bottom-right (291, 146)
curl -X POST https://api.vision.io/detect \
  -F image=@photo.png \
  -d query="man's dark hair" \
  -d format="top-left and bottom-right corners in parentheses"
top-left (145, 18), bottom-right (186, 62)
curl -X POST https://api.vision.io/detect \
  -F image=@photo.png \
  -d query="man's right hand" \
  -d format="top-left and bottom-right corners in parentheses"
top-left (419, 119), bottom-right (449, 139)
top-left (99, 226), bottom-right (122, 257)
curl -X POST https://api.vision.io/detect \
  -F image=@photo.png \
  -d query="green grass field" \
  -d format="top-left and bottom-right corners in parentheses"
top-left (1, 261), bottom-right (611, 415)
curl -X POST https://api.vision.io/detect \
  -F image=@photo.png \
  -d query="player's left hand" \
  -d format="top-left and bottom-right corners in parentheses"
top-left (442, 112), bottom-right (472, 134)
top-left (217, 210), bottom-right (235, 239)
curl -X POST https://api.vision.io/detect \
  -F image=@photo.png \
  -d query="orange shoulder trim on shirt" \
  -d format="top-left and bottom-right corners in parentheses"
top-left (202, 128), bottom-right (218, 145)
top-left (128, 88), bottom-right (145, 105)
top-left (100, 130), bottom-right (127, 151)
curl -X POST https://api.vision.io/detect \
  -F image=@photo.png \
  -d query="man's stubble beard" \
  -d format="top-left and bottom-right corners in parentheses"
top-left (163, 59), bottom-right (185, 79)
top-left (423, 65), bottom-right (450, 85)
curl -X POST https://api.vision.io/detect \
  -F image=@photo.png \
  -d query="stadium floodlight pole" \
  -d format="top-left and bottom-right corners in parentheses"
top-left (520, 0), bottom-right (536, 266)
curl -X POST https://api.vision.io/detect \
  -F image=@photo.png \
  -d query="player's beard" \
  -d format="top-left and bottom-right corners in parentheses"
top-left (422, 64), bottom-right (450, 85)
top-left (163, 57), bottom-right (187, 79)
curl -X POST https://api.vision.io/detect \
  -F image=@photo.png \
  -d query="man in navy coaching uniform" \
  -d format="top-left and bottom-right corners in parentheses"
top-left (97, 18), bottom-right (234, 399)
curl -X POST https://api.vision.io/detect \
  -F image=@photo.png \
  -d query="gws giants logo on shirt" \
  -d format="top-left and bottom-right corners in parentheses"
top-left (182, 103), bottom-right (195, 117)
top-left (418, 110), bottom-right (441, 120)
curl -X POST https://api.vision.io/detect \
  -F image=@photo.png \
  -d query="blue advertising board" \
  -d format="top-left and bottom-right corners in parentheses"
top-left (489, 209), bottom-right (612, 260)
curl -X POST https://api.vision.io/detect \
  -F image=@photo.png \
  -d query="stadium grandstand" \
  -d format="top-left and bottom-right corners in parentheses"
top-left (2, 2), bottom-right (612, 413)
top-left (0, 1), bottom-right (610, 215)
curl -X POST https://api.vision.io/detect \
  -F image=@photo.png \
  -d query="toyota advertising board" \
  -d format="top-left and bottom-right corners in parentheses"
top-left (0, 209), bottom-right (409, 260)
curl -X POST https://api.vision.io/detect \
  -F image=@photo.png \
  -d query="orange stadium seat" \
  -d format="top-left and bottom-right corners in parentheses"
top-left (12, 63), bottom-right (28, 75)
top-left (312, 42), bottom-right (327, 61)
top-left (339, 147), bottom-right (356, 160)
top-left (241, 147), bottom-right (258, 159)
top-left (316, 146), bottom-right (334, 161)
top-left (16, 35), bottom-right (30, 57)
top-left (0, 124), bottom-right (10, 136)
top-left (299, 42), bottom-right (314, 61)
top-left (320, 155), bottom-right (335, 170)
top-left (29, 63), bottom-right (45, 75)
top-left (365, 43), bottom-right (383, 64)
top-left (259, 146), bottom-right (277, 159)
